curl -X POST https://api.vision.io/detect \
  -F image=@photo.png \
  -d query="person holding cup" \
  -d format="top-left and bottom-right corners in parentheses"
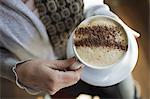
top-left (0, 0), bottom-right (140, 98)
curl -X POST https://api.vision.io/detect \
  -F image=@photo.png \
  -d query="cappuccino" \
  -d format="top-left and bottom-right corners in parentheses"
top-left (74, 18), bottom-right (128, 67)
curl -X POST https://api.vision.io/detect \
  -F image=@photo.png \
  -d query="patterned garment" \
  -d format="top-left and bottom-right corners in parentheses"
top-left (34, 0), bottom-right (84, 59)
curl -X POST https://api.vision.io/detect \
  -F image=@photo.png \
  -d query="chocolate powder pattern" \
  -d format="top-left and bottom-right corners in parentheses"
top-left (74, 25), bottom-right (128, 51)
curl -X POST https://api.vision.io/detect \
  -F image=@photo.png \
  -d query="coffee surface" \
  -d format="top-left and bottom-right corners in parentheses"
top-left (74, 19), bottom-right (128, 66)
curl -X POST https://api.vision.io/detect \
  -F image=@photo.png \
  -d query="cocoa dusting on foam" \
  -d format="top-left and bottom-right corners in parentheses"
top-left (74, 25), bottom-right (128, 51)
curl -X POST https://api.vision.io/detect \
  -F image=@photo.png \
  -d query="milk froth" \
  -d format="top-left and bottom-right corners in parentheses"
top-left (74, 18), bottom-right (128, 66)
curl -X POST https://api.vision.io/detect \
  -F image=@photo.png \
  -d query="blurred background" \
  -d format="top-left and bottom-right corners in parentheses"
top-left (105, 0), bottom-right (150, 98)
top-left (0, 0), bottom-right (149, 99)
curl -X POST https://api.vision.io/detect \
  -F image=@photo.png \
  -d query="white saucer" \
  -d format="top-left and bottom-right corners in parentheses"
top-left (67, 16), bottom-right (138, 86)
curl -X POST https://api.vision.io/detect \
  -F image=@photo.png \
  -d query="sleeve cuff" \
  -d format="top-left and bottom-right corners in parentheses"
top-left (12, 60), bottom-right (41, 95)
top-left (83, 0), bottom-right (104, 10)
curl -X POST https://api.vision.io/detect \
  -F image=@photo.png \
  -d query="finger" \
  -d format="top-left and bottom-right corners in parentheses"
top-left (132, 31), bottom-right (140, 38)
top-left (46, 58), bottom-right (76, 70)
top-left (47, 90), bottom-right (57, 95)
top-left (59, 68), bottom-right (83, 87)
top-left (68, 62), bottom-right (84, 70)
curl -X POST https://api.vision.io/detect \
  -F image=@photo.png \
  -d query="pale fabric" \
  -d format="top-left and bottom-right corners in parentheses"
top-left (0, 0), bottom-right (56, 60)
top-left (83, 0), bottom-right (104, 10)
top-left (0, 0), bottom-right (56, 94)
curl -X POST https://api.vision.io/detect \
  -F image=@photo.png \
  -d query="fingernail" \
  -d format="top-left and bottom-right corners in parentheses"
top-left (69, 62), bottom-right (83, 70)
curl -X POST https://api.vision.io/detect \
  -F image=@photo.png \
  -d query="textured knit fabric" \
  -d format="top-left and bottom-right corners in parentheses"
top-left (35, 0), bottom-right (84, 59)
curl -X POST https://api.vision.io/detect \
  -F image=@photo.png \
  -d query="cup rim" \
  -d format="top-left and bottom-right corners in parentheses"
top-left (72, 15), bottom-right (130, 70)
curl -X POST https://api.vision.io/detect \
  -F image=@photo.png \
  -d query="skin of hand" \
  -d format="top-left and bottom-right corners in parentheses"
top-left (133, 32), bottom-right (140, 38)
top-left (15, 58), bottom-right (83, 95)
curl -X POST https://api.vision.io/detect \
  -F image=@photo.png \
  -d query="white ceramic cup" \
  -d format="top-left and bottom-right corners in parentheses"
top-left (67, 15), bottom-right (138, 86)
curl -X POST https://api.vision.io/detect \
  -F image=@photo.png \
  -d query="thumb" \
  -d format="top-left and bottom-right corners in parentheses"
top-left (132, 30), bottom-right (140, 38)
top-left (46, 58), bottom-right (76, 70)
